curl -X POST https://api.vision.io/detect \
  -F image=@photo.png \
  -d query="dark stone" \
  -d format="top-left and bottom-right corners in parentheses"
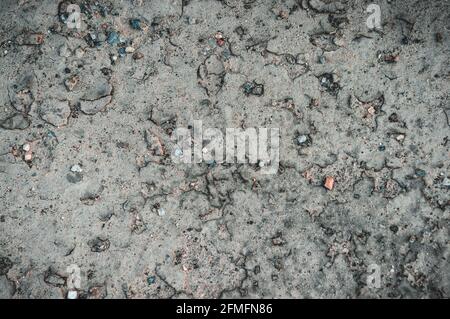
top-left (0, 257), bottom-right (13, 275)
top-left (319, 73), bottom-right (340, 96)
top-left (390, 225), bottom-right (399, 234)
top-left (44, 268), bottom-right (66, 287)
top-left (389, 113), bottom-right (399, 122)
top-left (243, 81), bottom-right (264, 96)
top-left (1, 113), bottom-right (30, 130)
top-left (88, 237), bottom-right (110, 252)
top-left (67, 172), bottom-right (83, 183)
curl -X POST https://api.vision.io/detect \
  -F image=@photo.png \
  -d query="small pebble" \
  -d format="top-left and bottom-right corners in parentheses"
top-left (389, 113), bottom-right (399, 122)
top-left (24, 152), bottom-right (32, 162)
top-left (70, 164), bottom-right (83, 173)
top-left (118, 47), bottom-right (126, 57)
top-left (384, 54), bottom-right (400, 63)
top-left (389, 225), bottom-right (399, 234)
top-left (130, 19), bottom-right (141, 30)
top-left (243, 82), bottom-right (253, 94)
top-left (59, 44), bottom-right (71, 58)
top-left (396, 134), bottom-right (405, 141)
top-left (158, 208), bottom-right (166, 216)
top-left (333, 37), bottom-right (345, 46)
top-left (147, 276), bottom-right (156, 285)
top-left (318, 55), bottom-right (326, 64)
top-left (67, 290), bottom-right (78, 299)
top-left (132, 52), bottom-right (144, 60)
top-left (297, 135), bottom-right (308, 145)
top-left (216, 38), bottom-right (225, 47)
top-left (174, 148), bottom-right (183, 157)
top-left (107, 31), bottom-right (119, 45)
top-left (222, 48), bottom-right (231, 59)
top-left (206, 160), bottom-right (216, 167)
top-left (64, 75), bottom-right (79, 91)
top-left (214, 32), bottom-right (225, 46)
top-left (324, 176), bottom-right (335, 191)
top-left (22, 143), bottom-right (31, 152)
top-left (415, 169), bottom-right (426, 177)
top-left (441, 177), bottom-right (450, 187)
top-left (125, 46), bottom-right (135, 53)
top-left (24, 33), bottom-right (44, 45)
top-left (67, 172), bottom-right (83, 184)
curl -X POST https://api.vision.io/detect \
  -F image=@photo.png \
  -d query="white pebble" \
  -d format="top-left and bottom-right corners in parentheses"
top-left (24, 152), bottom-right (32, 162)
top-left (443, 178), bottom-right (450, 187)
top-left (297, 135), bottom-right (308, 144)
top-left (67, 290), bottom-right (78, 299)
top-left (70, 164), bottom-right (83, 173)
top-left (174, 148), bottom-right (183, 157)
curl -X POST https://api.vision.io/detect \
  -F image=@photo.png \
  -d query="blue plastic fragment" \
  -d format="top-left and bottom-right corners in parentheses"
top-left (130, 19), bottom-right (141, 30)
top-left (107, 31), bottom-right (119, 45)
top-left (147, 276), bottom-right (156, 285)
top-left (118, 47), bottom-right (126, 57)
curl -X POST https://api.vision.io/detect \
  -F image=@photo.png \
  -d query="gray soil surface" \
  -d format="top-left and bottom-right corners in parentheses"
top-left (0, 0), bottom-right (449, 298)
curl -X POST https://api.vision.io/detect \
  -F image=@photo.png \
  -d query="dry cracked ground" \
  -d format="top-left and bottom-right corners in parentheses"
top-left (0, 0), bottom-right (449, 299)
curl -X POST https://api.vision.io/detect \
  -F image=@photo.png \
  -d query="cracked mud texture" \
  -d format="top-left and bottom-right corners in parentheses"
top-left (0, 0), bottom-right (449, 299)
